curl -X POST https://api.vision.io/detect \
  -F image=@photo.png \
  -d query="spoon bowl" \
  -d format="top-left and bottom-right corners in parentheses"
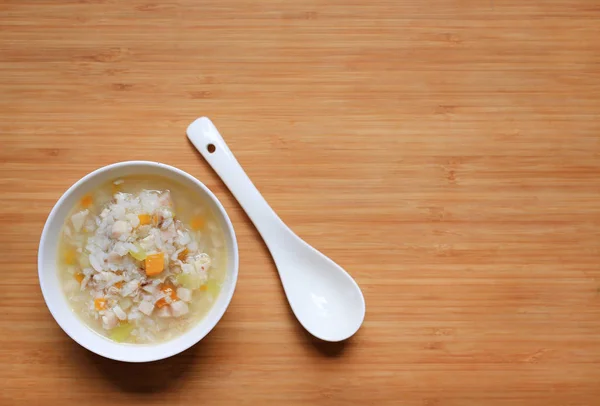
top-left (187, 117), bottom-right (365, 342)
top-left (269, 229), bottom-right (365, 341)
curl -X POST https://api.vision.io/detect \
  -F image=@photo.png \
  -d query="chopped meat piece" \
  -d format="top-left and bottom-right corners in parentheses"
top-left (157, 306), bottom-right (172, 318)
top-left (111, 220), bottom-right (131, 240)
top-left (102, 311), bottom-right (119, 329)
top-left (176, 287), bottom-right (192, 302)
top-left (112, 305), bottom-right (127, 321)
top-left (138, 300), bottom-right (154, 316)
top-left (171, 301), bottom-right (189, 318)
top-left (71, 210), bottom-right (89, 232)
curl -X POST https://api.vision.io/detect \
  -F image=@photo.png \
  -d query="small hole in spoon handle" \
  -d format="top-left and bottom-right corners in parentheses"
top-left (207, 144), bottom-right (216, 153)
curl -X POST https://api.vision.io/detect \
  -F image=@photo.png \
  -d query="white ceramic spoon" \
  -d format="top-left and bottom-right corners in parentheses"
top-left (187, 117), bottom-right (365, 342)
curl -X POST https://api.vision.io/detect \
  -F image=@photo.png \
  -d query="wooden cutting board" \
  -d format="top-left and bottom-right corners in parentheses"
top-left (1, 1), bottom-right (599, 405)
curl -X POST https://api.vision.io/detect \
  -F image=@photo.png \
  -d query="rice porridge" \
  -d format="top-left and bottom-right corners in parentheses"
top-left (57, 176), bottom-right (226, 344)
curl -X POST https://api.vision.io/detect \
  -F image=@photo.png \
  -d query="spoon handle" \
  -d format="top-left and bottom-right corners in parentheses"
top-left (187, 117), bottom-right (285, 246)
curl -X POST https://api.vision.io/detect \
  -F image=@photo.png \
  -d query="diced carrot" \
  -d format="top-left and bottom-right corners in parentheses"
top-left (138, 214), bottom-right (151, 225)
top-left (145, 252), bottom-right (165, 276)
top-left (200, 285), bottom-right (208, 292)
top-left (177, 248), bottom-right (189, 261)
top-left (190, 215), bottom-right (205, 230)
top-left (75, 273), bottom-right (85, 283)
top-left (64, 249), bottom-right (76, 265)
top-left (161, 285), bottom-right (178, 300)
top-left (156, 285), bottom-right (178, 308)
top-left (80, 194), bottom-right (93, 208)
top-left (94, 298), bottom-right (107, 311)
top-left (114, 281), bottom-right (123, 289)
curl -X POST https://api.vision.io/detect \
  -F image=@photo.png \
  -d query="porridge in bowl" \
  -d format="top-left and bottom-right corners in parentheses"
top-left (58, 176), bottom-right (226, 344)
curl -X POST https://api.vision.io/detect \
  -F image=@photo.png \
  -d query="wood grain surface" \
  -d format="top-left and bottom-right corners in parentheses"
top-left (1, 0), bottom-right (600, 405)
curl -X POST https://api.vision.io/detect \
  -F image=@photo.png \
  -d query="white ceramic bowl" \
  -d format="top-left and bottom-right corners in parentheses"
top-left (38, 161), bottom-right (239, 362)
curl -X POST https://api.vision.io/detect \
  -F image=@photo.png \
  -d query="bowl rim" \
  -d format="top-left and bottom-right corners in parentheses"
top-left (38, 160), bottom-right (239, 362)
